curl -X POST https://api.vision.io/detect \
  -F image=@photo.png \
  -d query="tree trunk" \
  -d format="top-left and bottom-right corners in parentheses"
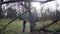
top-left (28, 2), bottom-right (35, 32)
top-left (0, 0), bottom-right (3, 19)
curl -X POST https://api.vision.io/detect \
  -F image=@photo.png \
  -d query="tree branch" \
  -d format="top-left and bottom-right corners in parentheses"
top-left (0, 11), bottom-right (29, 31)
top-left (0, 0), bottom-right (54, 5)
top-left (34, 19), bottom-right (59, 32)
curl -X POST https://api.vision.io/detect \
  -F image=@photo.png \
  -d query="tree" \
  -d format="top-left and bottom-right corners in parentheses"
top-left (0, 0), bottom-right (3, 19)
top-left (31, 7), bottom-right (38, 22)
top-left (7, 7), bottom-right (17, 19)
top-left (0, 6), bottom-right (3, 18)
top-left (56, 10), bottom-right (60, 20)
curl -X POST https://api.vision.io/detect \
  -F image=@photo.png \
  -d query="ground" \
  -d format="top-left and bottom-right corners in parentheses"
top-left (0, 19), bottom-right (30, 34)
top-left (0, 19), bottom-right (60, 34)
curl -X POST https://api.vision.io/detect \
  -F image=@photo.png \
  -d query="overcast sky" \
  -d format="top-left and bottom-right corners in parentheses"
top-left (31, 0), bottom-right (59, 12)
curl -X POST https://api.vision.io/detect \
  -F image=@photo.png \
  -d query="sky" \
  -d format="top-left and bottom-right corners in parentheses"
top-left (32, 0), bottom-right (60, 12)
top-left (31, 0), bottom-right (60, 17)
top-left (4, 0), bottom-right (9, 2)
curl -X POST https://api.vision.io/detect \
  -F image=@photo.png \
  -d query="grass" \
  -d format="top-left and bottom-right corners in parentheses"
top-left (46, 20), bottom-right (60, 31)
top-left (0, 19), bottom-right (30, 34)
top-left (35, 20), bottom-right (60, 31)
top-left (0, 19), bottom-right (60, 34)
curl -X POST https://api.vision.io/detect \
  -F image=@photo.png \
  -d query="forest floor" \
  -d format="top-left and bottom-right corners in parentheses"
top-left (0, 18), bottom-right (60, 34)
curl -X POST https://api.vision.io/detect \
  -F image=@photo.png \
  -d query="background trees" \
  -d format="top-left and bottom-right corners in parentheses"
top-left (0, 6), bottom-right (3, 18)
top-left (7, 7), bottom-right (17, 19)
